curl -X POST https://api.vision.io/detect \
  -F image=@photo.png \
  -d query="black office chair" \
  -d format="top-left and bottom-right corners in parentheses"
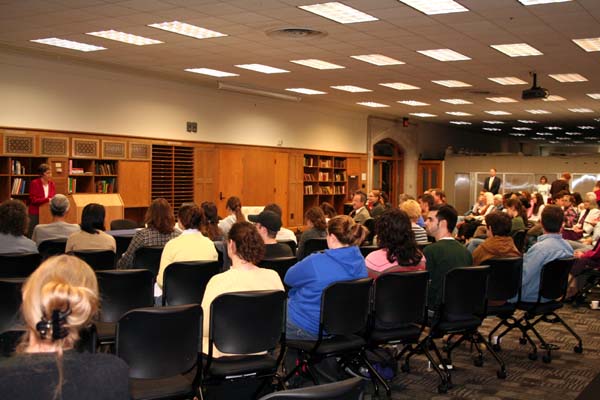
top-left (363, 218), bottom-right (376, 245)
top-left (278, 240), bottom-right (297, 256)
top-left (259, 256), bottom-right (297, 285)
top-left (511, 230), bottom-right (527, 253)
top-left (38, 239), bottom-right (67, 259)
top-left (258, 377), bottom-right (364, 400)
top-left (203, 290), bottom-right (286, 398)
top-left (0, 253), bottom-right (41, 278)
top-left (298, 238), bottom-right (328, 260)
top-left (359, 245), bottom-right (378, 258)
top-left (0, 278), bottom-right (25, 333)
top-left (72, 250), bottom-right (116, 270)
top-left (162, 260), bottom-right (221, 306)
top-left (133, 246), bottom-right (164, 277)
top-left (110, 219), bottom-right (139, 231)
top-left (284, 278), bottom-right (386, 397)
top-left (116, 304), bottom-right (202, 400)
top-left (115, 235), bottom-right (133, 258)
top-left (96, 269), bottom-right (154, 346)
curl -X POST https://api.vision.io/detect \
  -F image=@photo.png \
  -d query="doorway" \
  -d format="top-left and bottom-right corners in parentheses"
top-left (372, 139), bottom-right (403, 206)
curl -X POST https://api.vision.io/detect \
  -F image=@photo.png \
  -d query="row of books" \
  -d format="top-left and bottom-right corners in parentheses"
top-left (11, 160), bottom-right (26, 175)
top-left (96, 163), bottom-right (116, 175)
top-left (11, 178), bottom-right (26, 194)
top-left (303, 185), bottom-right (346, 195)
top-left (96, 179), bottom-right (116, 193)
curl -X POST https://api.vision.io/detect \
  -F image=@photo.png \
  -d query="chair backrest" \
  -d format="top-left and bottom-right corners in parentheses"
top-left (96, 269), bottom-right (154, 323)
top-left (486, 258), bottom-right (523, 302)
top-left (114, 235), bottom-right (133, 258)
top-left (116, 304), bottom-right (201, 379)
top-left (0, 278), bottom-right (25, 333)
top-left (163, 261), bottom-right (221, 306)
top-left (210, 290), bottom-right (285, 355)
top-left (259, 257), bottom-right (297, 284)
top-left (359, 245), bottom-right (378, 258)
top-left (133, 246), bottom-right (164, 277)
top-left (110, 219), bottom-right (138, 231)
top-left (0, 253), bottom-right (41, 278)
top-left (511, 230), bottom-right (526, 252)
top-left (301, 238), bottom-right (328, 258)
top-left (538, 257), bottom-right (575, 302)
top-left (257, 376), bottom-right (364, 400)
top-left (38, 239), bottom-right (67, 259)
top-left (321, 278), bottom-right (373, 336)
top-left (372, 271), bottom-right (429, 328)
top-left (278, 240), bottom-right (297, 256)
top-left (442, 266), bottom-right (490, 318)
top-left (363, 219), bottom-right (376, 244)
top-left (72, 250), bottom-right (116, 271)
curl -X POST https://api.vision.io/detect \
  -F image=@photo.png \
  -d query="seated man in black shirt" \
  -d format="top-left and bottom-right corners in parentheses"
top-left (249, 210), bottom-right (294, 259)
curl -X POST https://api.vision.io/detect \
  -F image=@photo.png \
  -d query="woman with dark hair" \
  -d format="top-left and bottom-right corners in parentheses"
top-left (505, 198), bottom-right (527, 233)
top-left (285, 215), bottom-right (368, 340)
top-left (117, 198), bottom-right (179, 269)
top-left (297, 207), bottom-right (327, 260)
top-left (530, 192), bottom-right (545, 222)
top-left (66, 203), bottom-right (115, 252)
top-left (319, 202), bottom-right (337, 222)
top-left (365, 209), bottom-right (425, 279)
top-left (537, 176), bottom-right (551, 204)
top-left (200, 201), bottom-right (224, 241)
top-left (0, 199), bottom-right (37, 254)
top-left (218, 196), bottom-right (245, 238)
top-left (201, 221), bottom-right (283, 357)
top-left (28, 163), bottom-right (56, 234)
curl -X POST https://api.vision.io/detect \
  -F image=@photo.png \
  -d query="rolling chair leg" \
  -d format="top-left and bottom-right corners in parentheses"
top-left (551, 312), bottom-right (583, 353)
top-left (475, 332), bottom-right (507, 379)
top-left (361, 351), bottom-right (391, 397)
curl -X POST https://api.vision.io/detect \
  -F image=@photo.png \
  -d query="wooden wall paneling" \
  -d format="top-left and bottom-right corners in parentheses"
top-left (119, 161), bottom-right (151, 207)
top-left (40, 137), bottom-right (69, 157)
top-left (71, 138), bottom-right (99, 158)
top-left (194, 146), bottom-right (217, 205)
top-left (102, 140), bottom-right (127, 159)
top-left (243, 149), bottom-right (276, 207)
top-left (3, 132), bottom-right (36, 156)
top-left (274, 152), bottom-right (289, 227)
top-left (288, 152), bottom-right (304, 227)
top-left (217, 148), bottom-right (244, 217)
top-left (48, 157), bottom-right (68, 195)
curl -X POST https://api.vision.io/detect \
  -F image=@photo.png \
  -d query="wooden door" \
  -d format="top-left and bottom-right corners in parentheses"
top-left (417, 160), bottom-right (443, 194)
top-left (217, 149), bottom-right (244, 217)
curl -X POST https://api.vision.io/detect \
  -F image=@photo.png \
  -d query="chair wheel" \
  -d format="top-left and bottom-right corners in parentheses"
top-left (492, 343), bottom-right (502, 352)
top-left (519, 337), bottom-right (528, 345)
top-left (438, 383), bottom-right (448, 394)
top-left (574, 345), bottom-right (583, 354)
top-left (542, 354), bottom-right (552, 363)
top-left (497, 369), bottom-right (507, 379)
top-left (401, 363), bottom-right (410, 373)
top-left (528, 352), bottom-right (538, 361)
top-left (473, 356), bottom-right (484, 367)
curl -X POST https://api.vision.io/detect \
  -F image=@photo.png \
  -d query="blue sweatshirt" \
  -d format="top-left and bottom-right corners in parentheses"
top-left (285, 246), bottom-right (368, 335)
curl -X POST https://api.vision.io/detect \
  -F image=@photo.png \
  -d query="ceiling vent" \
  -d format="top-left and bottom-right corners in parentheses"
top-left (266, 27), bottom-right (327, 40)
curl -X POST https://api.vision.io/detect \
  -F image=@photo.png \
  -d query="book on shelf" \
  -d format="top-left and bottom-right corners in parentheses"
top-left (12, 160), bottom-right (26, 175)
top-left (318, 171), bottom-right (330, 181)
top-left (304, 185), bottom-right (314, 195)
top-left (11, 178), bottom-right (26, 195)
top-left (95, 178), bottom-right (115, 193)
top-left (68, 177), bottom-right (77, 194)
top-left (304, 157), bottom-right (317, 167)
top-left (96, 162), bottom-right (116, 175)
top-left (319, 159), bottom-right (332, 168)
top-left (319, 186), bottom-right (333, 195)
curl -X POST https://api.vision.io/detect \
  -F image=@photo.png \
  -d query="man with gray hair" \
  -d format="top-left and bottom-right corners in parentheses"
top-left (31, 194), bottom-right (80, 245)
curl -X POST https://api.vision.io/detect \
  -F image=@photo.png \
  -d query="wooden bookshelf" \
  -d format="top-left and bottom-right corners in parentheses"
top-left (151, 145), bottom-right (194, 214)
top-left (0, 157), bottom-right (49, 201)
top-left (68, 159), bottom-right (117, 194)
top-left (303, 154), bottom-right (347, 216)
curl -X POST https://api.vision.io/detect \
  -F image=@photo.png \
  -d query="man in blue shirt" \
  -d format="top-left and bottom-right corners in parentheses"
top-left (516, 205), bottom-right (573, 303)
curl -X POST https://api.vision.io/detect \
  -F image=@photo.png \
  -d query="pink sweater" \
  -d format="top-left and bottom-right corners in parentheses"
top-left (365, 249), bottom-right (426, 279)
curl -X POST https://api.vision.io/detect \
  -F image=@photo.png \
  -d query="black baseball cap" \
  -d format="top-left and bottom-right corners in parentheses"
top-left (248, 210), bottom-right (282, 232)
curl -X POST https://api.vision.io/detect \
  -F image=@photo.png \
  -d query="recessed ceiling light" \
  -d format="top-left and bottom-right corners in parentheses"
top-left (286, 88), bottom-right (327, 95)
top-left (518, 1), bottom-right (573, 5)
top-left (446, 111), bottom-right (472, 116)
top-left (450, 121), bottom-right (472, 125)
top-left (30, 38), bottom-right (106, 52)
top-left (573, 141), bottom-right (585, 144)
top-left (510, 133), bottom-right (526, 136)
top-left (397, 100), bottom-right (430, 106)
top-left (513, 127), bottom-right (532, 131)
top-left (417, 49), bottom-right (471, 61)
top-left (572, 37), bottom-right (600, 52)
top-left (86, 30), bottom-right (162, 45)
top-left (483, 127), bottom-right (502, 131)
top-left (546, 126), bottom-right (562, 130)
top-left (488, 76), bottom-right (528, 85)
top-left (432, 80), bottom-right (471, 87)
top-left (185, 68), bottom-right (239, 77)
top-left (440, 98), bottom-right (473, 104)
top-left (410, 113), bottom-right (437, 117)
top-left (565, 131), bottom-right (582, 136)
top-left (543, 95), bottom-right (566, 102)
top-left (532, 137), bottom-right (545, 140)
top-left (556, 137), bottom-right (571, 140)
top-left (485, 110), bottom-right (511, 115)
top-left (379, 82), bottom-right (420, 90)
top-left (584, 136), bottom-right (597, 140)
top-left (549, 73), bottom-right (588, 82)
top-left (299, 2), bottom-right (378, 24)
top-left (290, 59), bottom-right (345, 69)
top-left (235, 64), bottom-right (289, 74)
top-left (330, 85), bottom-right (372, 92)
top-left (398, 0), bottom-right (469, 15)
top-left (357, 101), bottom-right (389, 107)
top-left (490, 43), bottom-right (543, 57)
top-left (148, 21), bottom-right (227, 39)
top-left (483, 121), bottom-right (504, 124)
top-left (350, 54), bottom-right (404, 66)
top-left (578, 126), bottom-right (596, 129)
top-left (548, 140), bottom-right (560, 144)
top-left (587, 93), bottom-right (600, 99)
top-left (536, 132), bottom-right (553, 136)
top-left (487, 97), bottom-right (518, 103)
top-left (518, 120), bottom-right (538, 124)
top-left (569, 108), bottom-right (594, 113)
top-left (526, 109), bottom-right (551, 114)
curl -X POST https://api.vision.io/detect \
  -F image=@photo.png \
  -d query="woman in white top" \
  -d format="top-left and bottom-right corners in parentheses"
top-left (529, 193), bottom-right (545, 222)
top-left (536, 176), bottom-right (551, 204)
top-left (217, 196), bottom-right (245, 238)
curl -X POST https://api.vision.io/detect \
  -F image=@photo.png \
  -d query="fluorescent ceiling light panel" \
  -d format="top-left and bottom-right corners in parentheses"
top-left (299, 2), bottom-right (378, 24)
top-left (486, 97), bottom-right (518, 103)
top-left (490, 43), bottom-right (543, 57)
top-left (526, 109), bottom-right (551, 114)
top-left (290, 59), bottom-right (345, 69)
top-left (350, 54), bottom-right (404, 66)
top-left (549, 73), bottom-right (587, 82)
top-left (446, 111), bottom-right (472, 116)
top-left (578, 126), bottom-right (595, 129)
top-left (483, 127), bottom-right (502, 131)
top-left (235, 64), bottom-right (289, 74)
top-left (185, 68), bottom-right (238, 77)
top-left (398, 0), bottom-right (469, 15)
top-left (432, 80), bottom-right (471, 87)
top-left (532, 138), bottom-right (545, 140)
top-left (569, 108), bottom-right (594, 113)
top-left (410, 113), bottom-right (437, 117)
top-left (556, 137), bottom-right (571, 140)
top-left (548, 140), bottom-right (560, 143)
top-left (586, 93), bottom-right (600, 99)
top-left (148, 21), bottom-right (226, 39)
top-left (357, 101), bottom-right (389, 107)
top-left (542, 95), bottom-right (566, 101)
top-left (585, 136), bottom-right (597, 140)
top-left (86, 30), bottom-right (162, 45)
top-left (488, 76), bottom-right (528, 85)
top-left (30, 38), bottom-right (106, 52)
top-left (518, 1), bottom-right (573, 5)
top-left (485, 110), bottom-right (511, 115)
top-left (546, 126), bottom-right (562, 130)
top-left (572, 37), bottom-right (600, 52)
top-left (440, 98), bottom-right (473, 104)
top-left (518, 120), bottom-right (538, 123)
top-left (397, 100), bottom-right (430, 106)
top-left (450, 121), bottom-right (472, 125)
top-left (536, 132), bottom-right (553, 136)
top-left (510, 133), bottom-right (526, 136)
top-left (513, 127), bottom-right (532, 131)
top-left (330, 85), bottom-right (372, 92)
top-left (286, 88), bottom-right (327, 95)
top-left (417, 49), bottom-right (471, 61)
top-left (565, 131), bottom-right (582, 136)
top-left (379, 82), bottom-right (420, 90)
top-left (483, 120), bottom-right (504, 124)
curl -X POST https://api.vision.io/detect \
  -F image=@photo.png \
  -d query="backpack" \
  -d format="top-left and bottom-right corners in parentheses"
top-left (365, 347), bottom-right (398, 382)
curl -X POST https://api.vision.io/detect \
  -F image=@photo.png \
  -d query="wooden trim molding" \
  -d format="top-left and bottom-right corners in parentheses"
top-left (3, 133), bottom-right (36, 156)
top-left (72, 138), bottom-right (99, 158)
top-left (102, 140), bottom-right (127, 159)
top-left (40, 136), bottom-right (69, 157)
top-left (129, 141), bottom-right (151, 160)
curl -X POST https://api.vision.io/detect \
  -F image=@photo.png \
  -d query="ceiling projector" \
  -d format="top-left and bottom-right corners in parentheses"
top-left (522, 73), bottom-right (549, 100)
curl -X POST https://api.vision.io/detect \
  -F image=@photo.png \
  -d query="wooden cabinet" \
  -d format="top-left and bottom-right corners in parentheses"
top-left (152, 145), bottom-right (194, 213)
top-left (118, 161), bottom-right (151, 207)
top-left (0, 156), bottom-right (48, 202)
top-left (303, 154), bottom-right (347, 216)
top-left (67, 159), bottom-right (118, 194)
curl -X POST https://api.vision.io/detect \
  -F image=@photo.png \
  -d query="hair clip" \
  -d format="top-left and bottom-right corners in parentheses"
top-left (35, 307), bottom-right (71, 341)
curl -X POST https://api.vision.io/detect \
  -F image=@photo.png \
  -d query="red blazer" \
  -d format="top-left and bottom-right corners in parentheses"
top-left (28, 178), bottom-right (56, 215)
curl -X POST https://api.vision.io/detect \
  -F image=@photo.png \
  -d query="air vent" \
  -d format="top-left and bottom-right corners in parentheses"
top-left (266, 27), bottom-right (327, 40)
top-left (468, 90), bottom-right (493, 95)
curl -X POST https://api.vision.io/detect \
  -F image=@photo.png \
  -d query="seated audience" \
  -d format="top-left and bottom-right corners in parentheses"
top-left (285, 215), bottom-right (368, 340)
top-left (32, 194), bottom-right (80, 246)
top-left (319, 202), bottom-right (337, 222)
top-left (0, 199), bottom-right (37, 254)
top-left (0, 255), bottom-right (129, 400)
top-left (505, 198), bottom-right (527, 233)
top-left (418, 193), bottom-right (434, 227)
top-left (157, 203), bottom-right (218, 289)
top-left (568, 192), bottom-right (600, 241)
top-left (201, 222), bottom-right (283, 357)
top-left (399, 199), bottom-right (428, 244)
top-left (217, 196), bottom-right (245, 238)
top-left (249, 210), bottom-right (293, 259)
top-left (567, 241), bottom-right (600, 299)
top-left (558, 191), bottom-right (579, 240)
top-left (264, 203), bottom-right (297, 244)
top-left (117, 198), bottom-right (179, 269)
top-left (296, 207), bottom-right (327, 260)
top-left (200, 201), bottom-right (224, 241)
top-left (366, 209), bottom-right (425, 279)
top-left (529, 193), bottom-right (545, 223)
top-left (350, 191), bottom-right (371, 224)
top-left (66, 203), bottom-right (116, 253)
top-left (492, 194), bottom-right (505, 212)
top-left (472, 212), bottom-right (521, 266)
top-left (367, 189), bottom-right (386, 219)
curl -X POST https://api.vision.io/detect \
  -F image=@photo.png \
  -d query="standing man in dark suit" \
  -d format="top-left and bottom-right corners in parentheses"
top-left (483, 168), bottom-right (501, 195)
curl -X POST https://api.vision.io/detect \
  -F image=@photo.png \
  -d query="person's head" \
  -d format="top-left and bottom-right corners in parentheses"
top-left (418, 193), bottom-right (434, 213)
top-left (493, 194), bottom-right (503, 207)
top-left (326, 215), bottom-right (368, 248)
top-left (368, 190), bottom-right (382, 206)
top-left (532, 192), bottom-right (544, 214)
top-left (562, 172), bottom-right (572, 181)
top-left (320, 202), bottom-right (337, 219)
top-left (249, 210), bottom-right (282, 239)
top-left (49, 194), bottom-right (70, 218)
top-left (431, 189), bottom-right (446, 205)
top-left (490, 168), bottom-right (497, 177)
top-left (557, 190), bottom-right (571, 207)
top-left (540, 176), bottom-right (548, 184)
top-left (352, 191), bottom-right (367, 210)
top-left (145, 198), bottom-right (175, 234)
top-left (425, 204), bottom-right (458, 239)
top-left (226, 196), bottom-right (246, 222)
top-left (541, 205), bottom-right (564, 234)
top-left (572, 192), bottom-right (583, 206)
top-left (178, 202), bottom-right (203, 230)
top-left (484, 212), bottom-right (512, 237)
top-left (595, 181), bottom-right (600, 190)
top-left (80, 203), bottom-right (105, 234)
top-left (584, 192), bottom-right (598, 209)
top-left (505, 198), bottom-right (525, 220)
top-left (0, 199), bottom-right (29, 236)
top-left (264, 203), bottom-right (283, 217)
top-left (37, 163), bottom-right (52, 181)
top-left (376, 209), bottom-right (421, 266)
top-left (201, 201), bottom-right (219, 225)
top-left (398, 193), bottom-right (414, 206)
top-left (305, 207), bottom-right (327, 230)
top-left (227, 221), bottom-right (265, 265)
top-left (399, 199), bottom-right (421, 223)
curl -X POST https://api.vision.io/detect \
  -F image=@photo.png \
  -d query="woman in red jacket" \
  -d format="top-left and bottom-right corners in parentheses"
top-left (28, 163), bottom-right (56, 235)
